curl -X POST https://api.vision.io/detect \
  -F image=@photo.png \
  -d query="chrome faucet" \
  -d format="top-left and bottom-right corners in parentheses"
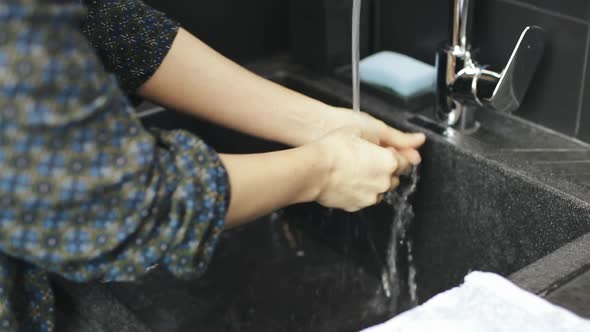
top-left (435, 0), bottom-right (546, 133)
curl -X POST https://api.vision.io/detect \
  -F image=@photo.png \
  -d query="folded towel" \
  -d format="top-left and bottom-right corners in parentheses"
top-left (362, 271), bottom-right (590, 332)
top-left (359, 51), bottom-right (436, 99)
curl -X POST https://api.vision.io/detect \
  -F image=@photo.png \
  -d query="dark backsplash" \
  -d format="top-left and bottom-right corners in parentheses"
top-left (289, 0), bottom-right (373, 72)
top-left (143, 0), bottom-right (290, 62)
top-left (380, 0), bottom-right (590, 142)
top-left (143, 0), bottom-right (590, 143)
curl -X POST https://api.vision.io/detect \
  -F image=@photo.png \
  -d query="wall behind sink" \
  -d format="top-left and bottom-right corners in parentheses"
top-left (141, 0), bottom-right (590, 143)
top-left (379, 0), bottom-right (590, 143)
top-left (143, 0), bottom-right (290, 62)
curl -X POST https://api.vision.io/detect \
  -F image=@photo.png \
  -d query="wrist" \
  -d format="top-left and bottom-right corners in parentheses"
top-left (296, 142), bottom-right (334, 204)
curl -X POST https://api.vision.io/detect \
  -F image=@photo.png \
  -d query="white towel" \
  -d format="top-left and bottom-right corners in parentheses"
top-left (362, 271), bottom-right (590, 332)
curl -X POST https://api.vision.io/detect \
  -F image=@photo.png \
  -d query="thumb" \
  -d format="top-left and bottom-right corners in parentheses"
top-left (380, 127), bottom-right (426, 150)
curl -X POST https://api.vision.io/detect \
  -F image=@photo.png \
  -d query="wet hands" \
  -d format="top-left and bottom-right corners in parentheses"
top-left (312, 125), bottom-right (422, 212)
top-left (337, 108), bottom-right (425, 164)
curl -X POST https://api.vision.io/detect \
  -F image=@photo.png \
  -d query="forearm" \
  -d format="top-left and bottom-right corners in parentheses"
top-left (220, 144), bottom-right (329, 228)
top-left (138, 28), bottom-right (343, 146)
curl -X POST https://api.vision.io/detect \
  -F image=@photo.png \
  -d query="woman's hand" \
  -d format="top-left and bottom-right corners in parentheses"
top-left (326, 107), bottom-right (426, 165)
top-left (220, 125), bottom-right (415, 227)
top-left (311, 127), bottom-right (412, 212)
top-left (139, 29), bottom-right (426, 155)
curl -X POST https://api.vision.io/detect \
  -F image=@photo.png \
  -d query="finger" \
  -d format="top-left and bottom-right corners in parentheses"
top-left (388, 148), bottom-right (411, 176)
top-left (379, 127), bottom-right (426, 150)
top-left (378, 146), bottom-right (399, 174)
top-left (363, 131), bottom-right (380, 145)
top-left (399, 148), bottom-right (422, 165)
top-left (397, 155), bottom-right (411, 177)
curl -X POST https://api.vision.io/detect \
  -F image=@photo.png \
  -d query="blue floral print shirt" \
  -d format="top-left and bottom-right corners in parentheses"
top-left (0, 0), bottom-right (230, 331)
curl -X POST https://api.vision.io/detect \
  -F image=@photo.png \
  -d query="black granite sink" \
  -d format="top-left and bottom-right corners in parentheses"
top-left (55, 59), bottom-right (590, 331)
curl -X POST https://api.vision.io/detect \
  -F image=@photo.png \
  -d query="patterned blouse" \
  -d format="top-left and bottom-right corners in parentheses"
top-left (0, 0), bottom-right (230, 331)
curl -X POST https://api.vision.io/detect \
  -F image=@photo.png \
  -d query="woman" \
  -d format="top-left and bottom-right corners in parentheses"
top-left (0, 0), bottom-right (425, 330)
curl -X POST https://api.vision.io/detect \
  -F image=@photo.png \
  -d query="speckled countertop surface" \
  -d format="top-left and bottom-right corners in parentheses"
top-left (250, 57), bottom-right (590, 318)
top-left (546, 268), bottom-right (590, 318)
top-left (53, 57), bottom-right (590, 331)
top-left (430, 106), bottom-right (590, 205)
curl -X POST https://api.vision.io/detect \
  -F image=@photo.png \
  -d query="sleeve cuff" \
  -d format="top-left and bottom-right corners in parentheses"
top-left (152, 129), bottom-right (231, 279)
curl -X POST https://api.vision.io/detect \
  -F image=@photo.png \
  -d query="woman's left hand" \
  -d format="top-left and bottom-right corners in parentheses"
top-left (325, 107), bottom-right (426, 165)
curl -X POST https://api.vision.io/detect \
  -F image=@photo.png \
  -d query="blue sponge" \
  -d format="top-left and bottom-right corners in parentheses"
top-left (359, 51), bottom-right (436, 99)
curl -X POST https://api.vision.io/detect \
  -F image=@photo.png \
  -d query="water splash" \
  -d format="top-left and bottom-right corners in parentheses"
top-left (350, 0), bottom-right (420, 308)
top-left (382, 167), bottom-right (420, 306)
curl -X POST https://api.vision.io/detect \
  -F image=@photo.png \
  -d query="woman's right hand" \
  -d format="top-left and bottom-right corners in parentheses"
top-left (220, 125), bottom-right (420, 227)
top-left (311, 127), bottom-right (414, 212)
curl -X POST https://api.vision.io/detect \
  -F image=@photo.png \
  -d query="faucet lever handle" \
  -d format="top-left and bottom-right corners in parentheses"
top-left (487, 26), bottom-right (546, 113)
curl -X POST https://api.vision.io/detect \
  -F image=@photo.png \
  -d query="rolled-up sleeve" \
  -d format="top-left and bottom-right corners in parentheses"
top-left (81, 0), bottom-right (180, 92)
top-left (0, 1), bottom-right (229, 283)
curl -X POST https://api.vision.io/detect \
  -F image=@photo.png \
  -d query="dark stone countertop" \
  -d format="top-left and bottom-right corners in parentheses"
top-left (245, 57), bottom-right (590, 317)
top-left (546, 268), bottom-right (590, 318)
top-left (54, 56), bottom-right (590, 331)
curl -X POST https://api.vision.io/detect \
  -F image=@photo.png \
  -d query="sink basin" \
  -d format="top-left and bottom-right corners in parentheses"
top-left (54, 58), bottom-right (590, 332)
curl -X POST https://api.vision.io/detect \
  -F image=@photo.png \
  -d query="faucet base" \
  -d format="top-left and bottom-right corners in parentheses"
top-left (456, 120), bottom-right (481, 135)
top-left (441, 104), bottom-right (480, 136)
top-left (455, 105), bottom-right (480, 134)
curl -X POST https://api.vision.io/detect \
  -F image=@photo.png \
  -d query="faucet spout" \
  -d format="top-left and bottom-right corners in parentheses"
top-left (452, 0), bottom-right (472, 53)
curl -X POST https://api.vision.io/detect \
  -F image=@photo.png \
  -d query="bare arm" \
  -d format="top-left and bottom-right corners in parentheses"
top-left (138, 28), bottom-right (425, 163)
top-left (220, 145), bottom-right (326, 228)
top-left (138, 28), bottom-right (333, 147)
top-left (221, 126), bottom-right (408, 229)
top-left (134, 27), bottom-right (424, 227)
